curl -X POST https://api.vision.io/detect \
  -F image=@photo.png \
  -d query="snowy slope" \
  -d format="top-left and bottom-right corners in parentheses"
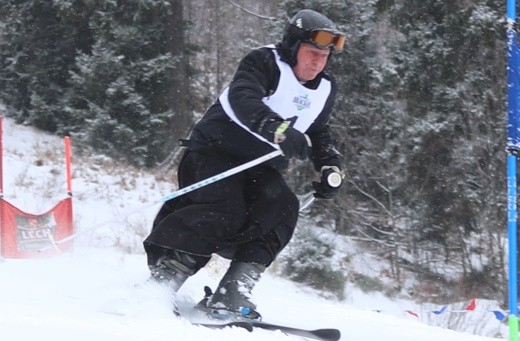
top-left (0, 115), bottom-right (505, 340)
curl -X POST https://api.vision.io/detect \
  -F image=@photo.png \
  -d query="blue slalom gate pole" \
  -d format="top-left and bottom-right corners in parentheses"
top-left (509, 156), bottom-right (519, 341)
top-left (507, 0), bottom-right (520, 339)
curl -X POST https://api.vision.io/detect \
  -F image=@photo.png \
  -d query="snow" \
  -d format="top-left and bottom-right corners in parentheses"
top-left (0, 115), bottom-right (504, 340)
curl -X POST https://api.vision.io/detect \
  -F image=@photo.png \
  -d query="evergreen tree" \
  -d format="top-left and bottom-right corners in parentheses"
top-left (0, 0), bottom-right (194, 167)
top-left (384, 0), bottom-right (506, 297)
top-left (66, 0), bottom-right (193, 166)
top-left (278, 0), bottom-right (507, 298)
top-left (0, 0), bottom-right (93, 131)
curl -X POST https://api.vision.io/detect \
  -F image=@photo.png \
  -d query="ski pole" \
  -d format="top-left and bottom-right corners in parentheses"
top-left (299, 192), bottom-right (315, 212)
top-left (38, 150), bottom-right (283, 252)
top-left (160, 150), bottom-right (282, 202)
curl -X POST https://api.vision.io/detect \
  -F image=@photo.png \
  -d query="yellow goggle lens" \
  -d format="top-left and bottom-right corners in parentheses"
top-left (310, 30), bottom-right (346, 52)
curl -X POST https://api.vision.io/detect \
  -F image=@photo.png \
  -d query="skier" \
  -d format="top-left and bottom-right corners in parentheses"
top-left (143, 9), bottom-right (346, 320)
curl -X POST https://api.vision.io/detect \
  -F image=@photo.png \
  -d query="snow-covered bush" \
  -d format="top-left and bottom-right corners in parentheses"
top-left (277, 225), bottom-right (346, 300)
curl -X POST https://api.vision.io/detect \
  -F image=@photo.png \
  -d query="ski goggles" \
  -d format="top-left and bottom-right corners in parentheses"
top-left (307, 29), bottom-right (346, 53)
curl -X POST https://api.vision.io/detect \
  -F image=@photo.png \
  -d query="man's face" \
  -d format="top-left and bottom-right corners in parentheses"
top-left (292, 43), bottom-right (330, 82)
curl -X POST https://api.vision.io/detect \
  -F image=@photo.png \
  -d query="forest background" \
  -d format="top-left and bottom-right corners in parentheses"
top-left (0, 0), bottom-right (512, 306)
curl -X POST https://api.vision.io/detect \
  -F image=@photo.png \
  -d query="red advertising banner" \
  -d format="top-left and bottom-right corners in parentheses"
top-left (0, 197), bottom-right (73, 258)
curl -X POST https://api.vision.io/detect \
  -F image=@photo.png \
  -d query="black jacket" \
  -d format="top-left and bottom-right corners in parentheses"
top-left (188, 45), bottom-right (341, 172)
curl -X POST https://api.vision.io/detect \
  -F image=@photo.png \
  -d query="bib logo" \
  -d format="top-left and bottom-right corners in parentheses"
top-left (293, 94), bottom-right (311, 111)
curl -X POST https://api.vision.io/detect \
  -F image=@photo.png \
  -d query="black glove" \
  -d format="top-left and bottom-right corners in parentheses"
top-left (271, 121), bottom-right (310, 160)
top-left (312, 166), bottom-right (345, 199)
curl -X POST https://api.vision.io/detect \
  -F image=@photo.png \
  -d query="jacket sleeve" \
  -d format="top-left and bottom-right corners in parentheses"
top-left (308, 127), bottom-right (342, 172)
top-left (306, 76), bottom-right (342, 172)
top-left (226, 47), bottom-right (284, 142)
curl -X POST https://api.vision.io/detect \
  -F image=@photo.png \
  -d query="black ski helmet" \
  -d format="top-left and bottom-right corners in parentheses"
top-left (279, 9), bottom-right (345, 67)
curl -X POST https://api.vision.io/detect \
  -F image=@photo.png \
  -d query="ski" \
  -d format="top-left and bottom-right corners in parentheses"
top-left (191, 320), bottom-right (253, 332)
top-left (247, 319), bottom-right (340, 341)
top-left (191, 319), bottom-right (341, 341)
top-left (181, 287), bottom-right (340, 340)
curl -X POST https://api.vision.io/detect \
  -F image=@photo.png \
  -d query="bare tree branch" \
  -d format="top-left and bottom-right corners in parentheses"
top-left (224, 0), bottom-right (276, 20)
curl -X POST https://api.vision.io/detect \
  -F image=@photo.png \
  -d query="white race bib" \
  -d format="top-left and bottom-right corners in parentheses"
top-left (220, 45), bottom-right (331, 148)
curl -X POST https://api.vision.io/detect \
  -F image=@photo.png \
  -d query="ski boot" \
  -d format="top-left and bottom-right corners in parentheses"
top-left (148, 250), bottom-right (201, 291)
top-left (205, 261), bottom-right (265, 321)
top-left (148, 249), bottom-right (207, 315)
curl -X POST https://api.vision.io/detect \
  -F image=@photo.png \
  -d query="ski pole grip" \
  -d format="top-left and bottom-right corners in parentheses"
top-left (327, 172), bottom-right (343, 188)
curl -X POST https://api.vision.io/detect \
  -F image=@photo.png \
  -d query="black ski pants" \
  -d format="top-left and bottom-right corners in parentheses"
top-left (144, 150), bottom-right (299, 271)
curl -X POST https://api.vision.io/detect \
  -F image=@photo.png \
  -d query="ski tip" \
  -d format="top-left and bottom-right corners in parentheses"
top-left (314, 328), bottom-right (341, 341)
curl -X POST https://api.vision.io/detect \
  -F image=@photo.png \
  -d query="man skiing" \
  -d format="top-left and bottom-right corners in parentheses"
top-left (143, 9), bottom-right (346, 320)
